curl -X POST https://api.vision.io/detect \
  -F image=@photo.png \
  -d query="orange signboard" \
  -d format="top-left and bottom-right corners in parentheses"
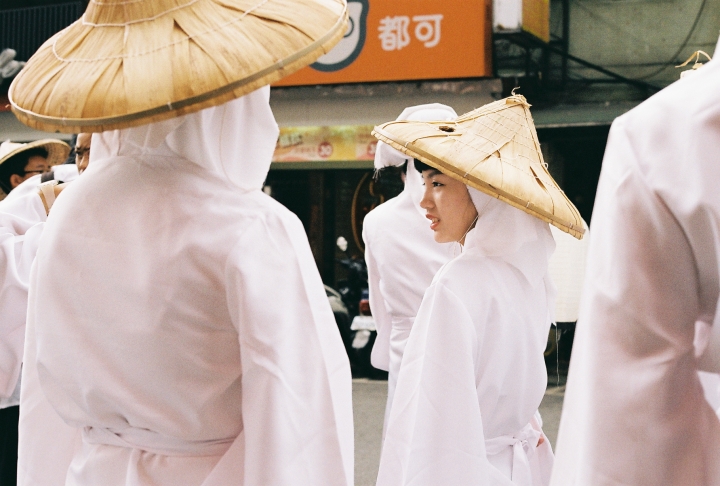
top-left (276, 0), bottom-right (492, 86)
top-left (523, 0), bottom-right (550, 42)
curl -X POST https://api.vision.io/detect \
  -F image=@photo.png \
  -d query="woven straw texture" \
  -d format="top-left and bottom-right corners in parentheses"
top-left (9, 0), bottom-right (347, 133)
top-left (0, 139), bottom-right (70, 167)
top-left (372, 95), bottom-right (585, 239)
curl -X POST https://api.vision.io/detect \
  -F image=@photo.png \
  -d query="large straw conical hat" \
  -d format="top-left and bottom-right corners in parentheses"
top-left (372, 95), bottom-right (585, 239)
top-left (0, 139), bottom-right (70, 168)
top-left (9, 0), bottom-right (347, 133)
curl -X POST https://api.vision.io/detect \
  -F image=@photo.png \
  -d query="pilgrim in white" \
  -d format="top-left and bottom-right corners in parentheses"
top-left (363, 103), bottom-right (455, 433)
top-left (0, 140), bottom-right (83, 416)
top-left (551, 53), bottom-right (720, 485)
top-left (0, 139), bottom-right (72, 405)
top-left (0, 139), bottom-right (70, 200)
top-left (11, 0), bottom-right (354, 484)
top-left (372, 96), bottom-right (585, 485)
top-left (0, 138), bottom-right (72, 484)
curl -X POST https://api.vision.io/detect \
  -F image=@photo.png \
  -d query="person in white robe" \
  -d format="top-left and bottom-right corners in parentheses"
top-left (0, 154), bottom-right (76, 409)
top-left (11, 0), bottom-right (354, 483)
top-left (371, 95), bottom-right (586, 485)
top-left (2, 164), bottom-right (78, 203)
top-left (376, 159), bottom-right (556, 485)
top-left (550, 54), bottom-right (720, 485)
top-left (363, 103), bottom-right (455, 434)
top-left (18, 86), bottom-right (354, 486)
top-left (0, 142), bottom-right (84, 414)
top-left (0, 139), bottom-right (71, 485)
top-left (0, 140), bottom-right (70, 200)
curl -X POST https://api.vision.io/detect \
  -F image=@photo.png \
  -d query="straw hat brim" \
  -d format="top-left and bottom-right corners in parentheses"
top-left (0, 139), bottom-right (71, 168)
top-left (9, 0), bottom-right (348, 133)
top-left (372, 96), bottom-right (585, 240)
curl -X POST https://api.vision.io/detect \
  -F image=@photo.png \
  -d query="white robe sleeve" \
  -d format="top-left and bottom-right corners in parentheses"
top-left (377, 283), bottom-right (502, 485)
top-left (364, 233), bottom-right (392, 371)
top-left (220, 214), bottom-right (354, 486)
top-left (18, 262), bottom-right (83, 486)
top-left (0, 193), bottom-right (47, 397)
top-left (551, 121), bottom-right (720, 485)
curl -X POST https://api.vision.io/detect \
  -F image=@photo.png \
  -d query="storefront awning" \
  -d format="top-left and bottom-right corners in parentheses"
top-left (532, 101), bottom-right (641, 129)
top-left (1, 81), bottom-right (642, 165)
top-left (0, 110), bottom-right (73, 143)
top-left (269, 93), bottom-right (642, 169)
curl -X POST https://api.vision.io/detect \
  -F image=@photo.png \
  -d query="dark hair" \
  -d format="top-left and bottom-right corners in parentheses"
top-left (64, 134), bottom-right (78, 164)
top-left (0, 146), bottom-right (49, 193)
top-left (413, 158), bottom-right (434, 173)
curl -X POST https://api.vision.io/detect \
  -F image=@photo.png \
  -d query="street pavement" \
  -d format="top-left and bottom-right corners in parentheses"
top-left (352, 379), bottom-right (566, 486)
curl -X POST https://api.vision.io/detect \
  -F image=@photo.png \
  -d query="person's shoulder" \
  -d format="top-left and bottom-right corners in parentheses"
top-left (362, 194), bottom-right (408, 246)
top-left (433, 253), bottom-right (500, 296)
top-left (606, 62), bottom-right (720, 191)
top-left (618, 61), bottom-right (720, 135)
top-left (225, 193), bottom-right (314, 272)
top-left (364, 192), bottom-right (406, 228)
top-left (243, 191), bottom-right (305, 230)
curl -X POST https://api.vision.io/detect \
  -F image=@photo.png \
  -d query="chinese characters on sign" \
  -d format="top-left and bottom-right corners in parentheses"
top-left (275, 0), bottom-right (490, 86)
top-left (378, 14), bottom-right (443, 51)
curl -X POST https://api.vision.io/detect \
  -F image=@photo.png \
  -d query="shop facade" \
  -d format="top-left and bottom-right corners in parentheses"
top-left (266, 86), bottom-right (633, 289)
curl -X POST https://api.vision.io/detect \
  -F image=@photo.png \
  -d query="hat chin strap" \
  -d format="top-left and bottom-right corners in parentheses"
top-left (456, 213), bottom-right (479, 250)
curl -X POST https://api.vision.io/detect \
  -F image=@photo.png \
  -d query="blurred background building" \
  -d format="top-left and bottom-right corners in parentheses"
top-left (1, 0), bottom-right (718, 289)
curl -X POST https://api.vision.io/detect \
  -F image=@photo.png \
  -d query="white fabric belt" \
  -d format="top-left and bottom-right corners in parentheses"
top-left (82, 426), bottom-right (235, 457)
top-left (390, 316), bottom-right (414, 331)
top-left (485, 422), bottom-right (541, 485)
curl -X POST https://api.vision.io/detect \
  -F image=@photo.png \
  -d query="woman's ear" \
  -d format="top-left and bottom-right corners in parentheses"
top-left (9, 173), bottom-right (24, 189)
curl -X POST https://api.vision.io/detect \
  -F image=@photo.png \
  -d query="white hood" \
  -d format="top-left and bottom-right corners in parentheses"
top-left (466, 187), bottom-right (556, 323)
top-left (373, 103), bottom-right (458, 170)
top-left (91, 86), bottom-right (279, 192)
top-left (374, 103), bottom-right (458, 217)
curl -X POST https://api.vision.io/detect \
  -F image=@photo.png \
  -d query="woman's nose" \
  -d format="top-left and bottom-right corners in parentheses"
top-left (420, 187), bottom-right (432, 210)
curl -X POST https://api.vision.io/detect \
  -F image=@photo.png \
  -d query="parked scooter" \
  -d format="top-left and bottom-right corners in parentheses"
top-left (326, 284), bottom-right (353, 357)
top-left (334, 237), bottom-right (385, 378)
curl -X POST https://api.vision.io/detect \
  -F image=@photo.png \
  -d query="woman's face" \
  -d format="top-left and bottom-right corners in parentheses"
top-left (420, 168), bottom-right (478, 244)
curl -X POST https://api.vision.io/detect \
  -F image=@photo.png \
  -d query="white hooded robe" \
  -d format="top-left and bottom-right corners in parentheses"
top-left (0, 193), bottom-right (47, 407)
top-left (551, 56), bottom-right (720, 486)
top-left (376, 187), bottom-right (555, 486)
top-left (18, 87), bottom-right (354, 486)
top-left (0, 164), bottom-right (79, 407)
top-left (363, 104), bottom-right (455, 432)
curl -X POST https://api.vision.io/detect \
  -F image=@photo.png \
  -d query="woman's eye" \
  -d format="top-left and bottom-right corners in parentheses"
top-left (432, 181), bottom-right (443, 187)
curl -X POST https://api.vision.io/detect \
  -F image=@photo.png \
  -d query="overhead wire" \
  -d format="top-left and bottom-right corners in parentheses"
top-left (538, 0), bottom-right (709, 90)
top-left (635, 0), bottom-right (708, 80)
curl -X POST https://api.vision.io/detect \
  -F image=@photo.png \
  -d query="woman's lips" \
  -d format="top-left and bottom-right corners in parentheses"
top-left (426, 214), bottom-right (439, 231)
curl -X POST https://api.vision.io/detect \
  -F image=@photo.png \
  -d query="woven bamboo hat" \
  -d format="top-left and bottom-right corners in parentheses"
top-left (0, 139), bottom-right (71, 168)
top-left (9, 0), bottom-right (348, 133)
top-left (372, 95), bottom-right (585, 239)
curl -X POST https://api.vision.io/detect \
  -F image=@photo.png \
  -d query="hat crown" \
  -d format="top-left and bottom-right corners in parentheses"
top-left (83, 0), bottom-right (196, 25)
top-left (0, 139), bottom-right (71, 168)
top-left (10, 0), bottom-right (348, 132)
top-left (0, 141), bottom-right (24, 159)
